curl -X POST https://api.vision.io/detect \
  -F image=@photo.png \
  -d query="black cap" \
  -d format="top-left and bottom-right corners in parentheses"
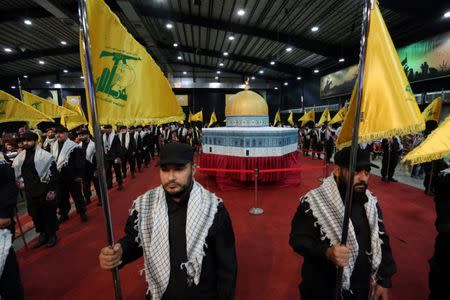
top-left (55, 125), bottom-right (68, 133)
top-left (334, 146), bottom-right (379, 169)
top-left (103, 124), bottom-right (112, 129)
top-left (22, 131), bottom-right (39, 141)
top-left (158, 143), bottom-right (194, 166)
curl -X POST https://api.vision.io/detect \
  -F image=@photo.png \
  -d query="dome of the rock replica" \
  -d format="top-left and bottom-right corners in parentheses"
top-left (225, 90), bottom-right (269, 127)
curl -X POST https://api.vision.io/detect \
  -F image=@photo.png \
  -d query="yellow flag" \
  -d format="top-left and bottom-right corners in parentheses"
top-left (287, 112), bottom-right (294, 126)
top-left (23, 91), bottom-right (76, 121)
top-left (188, 110), bottom-right (193, 123)
top-left (336, 4), bottom-right (424, 148)
top-left (81, 0), bottom-right (184, 126)
top-left (273, 110), bottom-right (281, 126)
top-left (402, 114), bottom-right (450, 165)
top-left (318, 108), bottom-right (331, 126)
top-left (208, 111), bottom-right (218, 127)
top-left (61, 98), bottom-right (88, 130)
top-left (0, 90), bottom-right (52, 125)
top-left (421, 96), bottom-right (443, 122)
top-left (329, 106), bottom-right (347, 125)
top-left (190, 110), bottom-right (203, 122)
top-left (298, 109), bottom-right (315, 126)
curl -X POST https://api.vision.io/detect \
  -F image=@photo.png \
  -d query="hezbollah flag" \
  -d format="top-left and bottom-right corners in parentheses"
top-left (298, 109), bottom-right (315, 126)
top-left (23, 91), bottom-right (76, 121)
top-left (0, 90), bottom-right (52, 124)
top-left (318, 108), bottom-right (331, 126)
top-left (329, 106), bottom-right (347, 125)
top-left (403, 114), bottom-right (450, 165)
top-left (422, 96), bottom-right (443, 122)
top-left (208, 111), bottom-right (217, 127)
top-left (336, 3), bottom-right (424, 148)
top-left (190, 110), bottom-right (203, 122)
top-left (273, 110), bottom-right (281, 126)
top-left (61, 97), bottom-right (88, 130)
top-left (287, 112), bottom-right (295, 126)
top-left (81, 0), bottom-right (184, 126)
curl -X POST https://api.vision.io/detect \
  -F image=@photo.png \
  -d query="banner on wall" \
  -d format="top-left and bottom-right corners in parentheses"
top-left (321, 31), bottom-right (450, 98)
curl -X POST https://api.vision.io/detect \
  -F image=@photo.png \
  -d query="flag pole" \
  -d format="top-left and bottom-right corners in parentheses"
top-left (77, 1), bottom-right (122, 299)
top-left (335, 0), bottom-right (372, 299)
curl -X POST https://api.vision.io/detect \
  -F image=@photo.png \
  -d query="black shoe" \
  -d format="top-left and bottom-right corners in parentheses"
top-left (117, 184), bottom-right (123, 191)
top-left (46, 235), bottom-right (58, 248)
top-left (58, 215), bottom-right (69, 224)
top-left (32, 234), bottom-right (48, 249)
top-left (381, 177), bottom-right (388, 182)
top-left (388, 178), bottom-right (398, 182)
top-left (80, 213), bottom-right (89, 222)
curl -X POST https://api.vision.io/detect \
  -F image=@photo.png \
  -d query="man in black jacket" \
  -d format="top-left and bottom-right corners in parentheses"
top-left (99, 143), bottom-right (237, 300)
top-left (290, 147), bottom-right (396, 300)
top-left (12, 131), bottom-right (58, 248)
top-left (102, 125), bottom-right (123, 190)
top-left (51, 126), bottom-right (88, 223)
top-left (381, 137), bottom-right (402, 182)
top-left (118, 125), bottom-right (137, 179)
top-left (0, 151), bottom-right (24, 299)
top-left (134, 125), bottom-right (144, 172)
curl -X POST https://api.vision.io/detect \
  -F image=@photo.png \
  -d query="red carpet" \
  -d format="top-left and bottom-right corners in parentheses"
top-left (17, 156), bottom-right (435, 299)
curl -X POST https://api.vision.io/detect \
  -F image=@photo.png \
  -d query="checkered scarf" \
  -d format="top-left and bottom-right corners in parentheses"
top-left (302, 175), bottom-right (382, 291)
top-left (0, 229), bottom-right (12, 279)
top-left (130, 180), bottom-right (221, 300)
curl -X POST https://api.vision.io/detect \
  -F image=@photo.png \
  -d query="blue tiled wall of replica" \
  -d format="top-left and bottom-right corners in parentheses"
top-left (204, 131), bottom-right (297, 148)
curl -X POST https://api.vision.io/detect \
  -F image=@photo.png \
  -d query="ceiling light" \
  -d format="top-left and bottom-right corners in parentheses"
top-left (11, 86), bottom-right (16, 89)
top-left (38, 60), bottom-right (45, 65)
top-left (219, 63), bottom-right (224, 67)
top-left (60, 41), bottom-right (67, 45)
top-left (54, 83), bottom-right (62, 88)
top-left (23, 75), bottom-right (28, 78)
top-left (223, 52), bottom-right (229, 56)
top-left (177, 56), bottom-right (182, 60)
top-left (444, 11), bottom-right (450, 18)
top-left (215, 76), bottom-right (219, 80)
top-left (45, 81), bottom-right (51, 84)
top-left (173, 43), bottom-right (178, 47)
top-left (259, 70), bottom-right (264, 74)
top-left (183, 71), bottom-right (187, 75)
top-left (314, 69), bottom-right (319, 73)
top-left (24, 19), bottom-right (32, 25)
top-left (80, 76), bottom-right (84, 79)
top-left (228, 36), bottom-right (235, 41)
top-left (63, 69), bottom-right (68, 73)
top-left (297, 76), bottom-right (301, 80)
top-left (339, 58), bottom-right (345, 62)
top-left (3, 48), bottom-right (12, 53)
top-left (284, 82), bottom-right (288, 86)
top-left (311, 26), bottom-right (319, 32)
top-left (166, 23), bottom-right (173, 29)
top-left (274, 87), bottom-right (278, 90)
top-left (217, 71), bottom-right (221, 74)
top-left (286, 47), bottom-right (292, 52)
top-left (251, 76), bottom-right (255, 80)
top-left (270, 61), bottom-right (275, 65)
top-left (237, 9), bottom-right (245, 16)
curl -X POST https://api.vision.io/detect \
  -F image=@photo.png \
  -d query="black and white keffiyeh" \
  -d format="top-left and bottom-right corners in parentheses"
top-left (12, 146), bottom-right (54, 183)
top-left (0, 229), bottom-right (12, 279)
top-left (51, 139), bottom-right (80, 171)
top-left (130, 181), bottom-right (221, 300)
top-left (80, 140), bottom-right (95, 163)
top-left (301, 175), bottom-right (383, 291)
top-left (103, 131), bottom-right (116, 153)
top-left (118, 132), bottom-right (130, 150)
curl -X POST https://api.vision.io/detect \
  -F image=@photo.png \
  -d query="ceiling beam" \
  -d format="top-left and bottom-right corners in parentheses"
top-left (0, 46), bottom-right (78, 64)
top-left (0, 7), bottom-right (52, 24)
top-left (158, 43), bottom-right (304, 75)
top-left (169, 61), bottom-right (284, 82)
top-left (137, 4), bottom-right (351, 59)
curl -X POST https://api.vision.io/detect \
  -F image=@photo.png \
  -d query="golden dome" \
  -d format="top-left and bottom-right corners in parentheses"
top-left (225, 90), bottom-right (268, 117)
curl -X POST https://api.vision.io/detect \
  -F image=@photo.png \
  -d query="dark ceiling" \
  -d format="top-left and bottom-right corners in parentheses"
top-left (0, 0), bottom-right (448, 83)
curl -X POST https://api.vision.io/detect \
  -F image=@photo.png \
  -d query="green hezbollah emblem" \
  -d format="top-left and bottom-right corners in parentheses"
top-left (0, 99), bottom-right (6, 115)
top-left (31, 101), bottom-right (42, 110)
top-left (95, 51), bottom-right (141, 101)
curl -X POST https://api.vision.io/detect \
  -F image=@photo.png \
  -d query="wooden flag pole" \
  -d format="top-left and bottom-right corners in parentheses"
top-left (335, 0), bottom-right (372, 298)
top-left (78, 1), bottom-right (122, 299)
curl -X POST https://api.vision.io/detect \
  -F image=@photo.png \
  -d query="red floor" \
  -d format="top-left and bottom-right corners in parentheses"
top-left (17, 156), bottom-right (436, 299)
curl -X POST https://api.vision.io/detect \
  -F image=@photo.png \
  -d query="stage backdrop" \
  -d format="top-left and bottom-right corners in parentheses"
top-left (320, 31), bottom-right (450, 98)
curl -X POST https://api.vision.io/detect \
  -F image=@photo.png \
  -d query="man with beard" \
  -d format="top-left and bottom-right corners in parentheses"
top-left (77, 129), bottom-right (102, 206)
top-left (42, 127), bottom-right (56, 152)
top-left (98, 143), bottom-right (237, 300)
top-left (12, 131), bottom-right (58, 248)
top-left (289, 146), bottom-right (396, 300)
top-left (51, 126), bottom-right (88, 223)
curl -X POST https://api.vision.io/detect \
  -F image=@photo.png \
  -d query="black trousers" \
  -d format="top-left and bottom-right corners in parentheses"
top-left (82, 169), bottom-right (101, 203)
top-left (136, 150), bottom-right (143, 171)
top-left (25, 192), bottom-right (57, 236)
top-left (121, 153), bottom-right (136, 177)
top-left (429, 232), bottom-right (450, 299)
top-left (303, 140), bottom-right (311, 156)
top-left (381, 153), bottom-right (399, 179)
top-left (325, 142), bottom-right (334, 163)
top-left (142, 148), bottom-right (150, 167)
top-left (105, 159), bottom-right (122, 188)
top-left (0, 248), bottom-right (24, 300)
top-left (56, 180), bottom-right (86, 217)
